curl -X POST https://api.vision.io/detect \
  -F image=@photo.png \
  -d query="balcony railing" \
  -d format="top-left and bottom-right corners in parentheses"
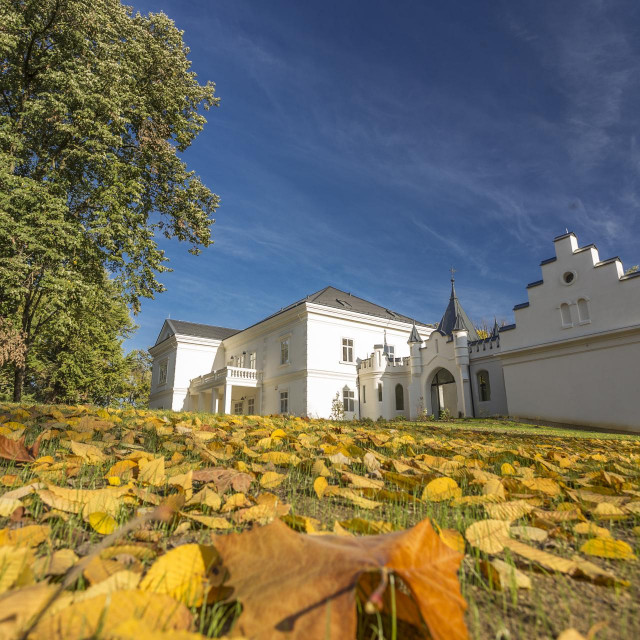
top-left (191, 366), bottom-right (262, 389)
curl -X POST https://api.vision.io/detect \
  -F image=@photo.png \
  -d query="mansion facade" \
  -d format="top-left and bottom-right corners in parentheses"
top-left (149, 233), bottom-right (640, 432)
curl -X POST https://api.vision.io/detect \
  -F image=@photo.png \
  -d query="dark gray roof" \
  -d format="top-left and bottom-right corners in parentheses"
top-left (436, 280), bottom-right (479, 341)
top-left (408, 323), bottom-right (422, 343)
top-left (155, 319), bottom-right (240, 345)
top-left (277, 286), bottom-right (432, 327)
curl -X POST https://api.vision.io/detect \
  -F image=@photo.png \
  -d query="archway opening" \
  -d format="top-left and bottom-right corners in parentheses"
top-left (430, 368), bottom-right (458, 418)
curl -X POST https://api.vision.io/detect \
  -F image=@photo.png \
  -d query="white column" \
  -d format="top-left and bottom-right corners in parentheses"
top-left (222, 383), bottom-right (232, 415)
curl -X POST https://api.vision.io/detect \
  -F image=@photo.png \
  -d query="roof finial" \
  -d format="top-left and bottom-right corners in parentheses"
top-left (450, 266), bottom-right (456, 283)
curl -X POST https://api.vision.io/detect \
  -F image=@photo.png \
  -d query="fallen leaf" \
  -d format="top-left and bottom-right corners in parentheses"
top-left (88, 512), bottom-right (118, 535)
top-left (0, 434), bottom-right (34, 463)
top-left (138, 457), bottom-right (166, 486)
top-left (212, 518), bottom-right (467, 640)
top-left (313, 476), bottom-right (328, 498)
top-left (31, 590), bottom-right (192, 640)
top-left (579, 538), bottom-right (636, 560)
top-left (465, 519), bottom-right (510, 554)
top-left (422, 477), bottom-right (461, 502)
top-left (480, 558), bottom-right (531, 590)
top-left (140, 543), bottom-right (218, 606)
top-left (260, 471), bottom-right (285, 489)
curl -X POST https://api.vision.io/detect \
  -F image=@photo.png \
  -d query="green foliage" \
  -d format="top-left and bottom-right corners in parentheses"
top-left (0, 0), bottom-right (219, 399)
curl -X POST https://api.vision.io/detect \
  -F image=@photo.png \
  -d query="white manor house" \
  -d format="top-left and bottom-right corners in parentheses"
top-left (149, 233), bottom-right (640, 432)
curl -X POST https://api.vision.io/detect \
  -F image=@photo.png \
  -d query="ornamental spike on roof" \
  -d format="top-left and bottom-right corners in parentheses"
top-left (436, 276), bottom-right (479, 341)
top-left (408, 322), bottom-right (422, 344)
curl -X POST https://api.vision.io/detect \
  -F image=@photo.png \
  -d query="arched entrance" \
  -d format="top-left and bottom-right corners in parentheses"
top-left (430, 368), bottom-right (458, 418)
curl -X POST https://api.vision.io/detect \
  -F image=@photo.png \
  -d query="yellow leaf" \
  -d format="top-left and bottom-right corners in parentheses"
top-left (0, 524), bottom-right (50, 547)
top-left (341, 471), bottom-right (384, 490)
top-left (480, 558), bottom-right (531, 590)
top-left (485, 500), bottom-right (534, 522)
top-left (73, 570), bottom-right (141, 603)
top-left (573, 522), bottom-right (611, 538)
top-left (0, 546), bottom-right (32, 593)
top-left (503, 539), bottom-right (576, 574)
top-left (140, 544), bottom-right (218, 606)
top-left (520, 477), bottom-right (561, 496)
top-left (105, 459), bottom-right (138, 479)
top-left (592, 502), bottom-right (627, 520)
top-left (260, 471), bottom-right (285, 489)
top-left (313, 476), bottom-right (328, 499)
top-left (465, 519), bottom-right (510, 554)
top-left (500, 463), bottom-right (516, 476)
top-left (258, 451), bottom-right (300, 466)
top-left (437, 528), bottom-right (466, 553)
top-left (579, 538), bottom-right (636, 560)
top-left (187, 513), bottom-right (232, 530)
top-left (110, 618), bottom-right (206, 640)
top-left (0, 497), bottom-right (22, 516)
top-left (33, 548), bottom-right (78, 577)
top-left (89, 512), bottom-right (118, 535)
top-left (31, 590), bottom-right (192, 640)
top-left (422, 477), bottom-right (461, 502)
top-left (221, 493), bottom-right (249, 512)
top-left (338, 518), bottom-right (394, 535)
top-left (328, 487), bottom-right (381, 509)
top-left (70, 440), bottom-right (107, 464)
top-left (509, 525), bottom-right (548, 543)
top-left (482, 478), bottom-right (506, 499)
top-left (138, 457), bottom-right (166, 486)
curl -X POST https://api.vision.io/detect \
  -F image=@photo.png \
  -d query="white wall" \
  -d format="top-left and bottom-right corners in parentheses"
top-left (503, 331), bottom-right (640, 430)
top-left (501, 233), bottom-right (640, 432)
top-left (306, 306), bottom-right (430, 418)
top-left (149, 335), bottom-right (223, 411)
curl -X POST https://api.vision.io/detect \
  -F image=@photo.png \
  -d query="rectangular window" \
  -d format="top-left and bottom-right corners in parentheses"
top-left (280, 391), bottom-right (289, 413)
top-left (249, 352), bottom-right (257, 369)
top-left (238, 353), bottom-right (245, 368)
top-left (343, 388), bottom-right (355, 413)
top-left (387, 345), bottom-right (395, 361)
top-left (158, 361), bottom-right (168, 385)
top-left (280, 339), bottom-right (290, 365)
top-left (234, 401), bottom-right (243, 415)
top-left (362, 385), bottom-right (366, 404)
top-left (247, 397), bottom-right (255, 414)
top-left (378, 383), bottom-right (383, 402)
top-left (342, 338), bottom-right (354, 362)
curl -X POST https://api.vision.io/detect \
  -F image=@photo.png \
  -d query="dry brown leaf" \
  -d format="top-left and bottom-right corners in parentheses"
top-left (192, 467), bottom-right (253, 493)
top-left (212, 518), bottom-right (467, 640)
top-left (0, 434), bottom-right (34, 463)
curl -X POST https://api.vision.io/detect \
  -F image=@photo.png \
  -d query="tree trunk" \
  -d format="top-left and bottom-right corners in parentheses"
top-left (13, 363), bottom-right (25, 402)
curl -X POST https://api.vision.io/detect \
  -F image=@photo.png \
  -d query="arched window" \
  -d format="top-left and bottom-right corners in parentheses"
top-left (477, 370), bottom-right (491, 402)
top-left (560, 303), bottom-right (572, 327)
top-left (577, 298), bottom-right (590, 323)
top-left (395, 384), bottom-right (404, 411)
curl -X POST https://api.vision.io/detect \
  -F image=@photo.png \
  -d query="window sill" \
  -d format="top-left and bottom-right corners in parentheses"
top-left (561, 324), bottom-right (574, 329)
top-left (339, 360), bottom-right (356, 365)
top-left (578, 320), bottom-right (591, 326)
top-left (278, 362), bottom-right (290, 369)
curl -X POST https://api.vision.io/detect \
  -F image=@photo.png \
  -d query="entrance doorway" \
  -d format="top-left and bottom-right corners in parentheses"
top-left (430, 368), bottom-right (458, 418)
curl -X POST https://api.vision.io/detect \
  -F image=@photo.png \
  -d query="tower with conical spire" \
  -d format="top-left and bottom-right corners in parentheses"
top-left (436, 269), bottom-right (479, 341)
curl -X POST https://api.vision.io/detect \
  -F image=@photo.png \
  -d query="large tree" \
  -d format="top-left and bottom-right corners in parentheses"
top-left (0, 0), bottom-right (220, 399)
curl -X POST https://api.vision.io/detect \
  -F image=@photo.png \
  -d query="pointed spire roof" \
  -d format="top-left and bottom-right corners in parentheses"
top-left (491, 318), bottom-right (500, 338)
top-left (408, 322), bottom-right (422, 344)
top-left (436, 273), bottom-right (479, 340)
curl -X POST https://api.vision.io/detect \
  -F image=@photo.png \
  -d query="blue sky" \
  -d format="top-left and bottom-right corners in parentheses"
top-left (127, 0), bottom-right (640, 350)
